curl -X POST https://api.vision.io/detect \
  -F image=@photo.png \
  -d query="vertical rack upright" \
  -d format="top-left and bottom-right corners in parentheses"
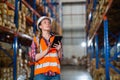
top-left (13, 0), bottom-right (19, 80)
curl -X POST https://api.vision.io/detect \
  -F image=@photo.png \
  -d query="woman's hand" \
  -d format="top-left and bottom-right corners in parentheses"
top-left (53, 41), bottom-right (62, 51)
top-left (35, 42), bottom-right (52, 61)
top-left (53, 41), bottom-right (63, 59)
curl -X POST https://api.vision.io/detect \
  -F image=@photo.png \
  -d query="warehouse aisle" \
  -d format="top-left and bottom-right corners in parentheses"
top-left (61, 66), bottom-right (92, 80)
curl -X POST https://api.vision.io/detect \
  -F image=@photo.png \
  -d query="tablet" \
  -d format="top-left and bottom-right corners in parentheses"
top-left (51, 36), bottom-right (62, 48)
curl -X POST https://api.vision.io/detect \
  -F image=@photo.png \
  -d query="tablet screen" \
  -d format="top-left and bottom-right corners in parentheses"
top-left (51, 36), bottom-right (62, 47)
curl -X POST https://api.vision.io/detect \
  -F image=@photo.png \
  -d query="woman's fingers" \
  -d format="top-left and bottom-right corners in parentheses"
top-left (58, 41), bottom-right (61, 45)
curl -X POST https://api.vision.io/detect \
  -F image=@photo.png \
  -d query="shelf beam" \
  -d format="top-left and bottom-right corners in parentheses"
top-left (26, 16), bottom-right (33, 24)
top-left (0, 26), bottom-right (32, 46)
top-left (21, 0), bottom-right (41, 18)
top-left (5, 1), bottom-right (15, 10)
top-left (89, 0), bottom-right (113, 42)
top-left (4, 1), bottom-right (34, 25)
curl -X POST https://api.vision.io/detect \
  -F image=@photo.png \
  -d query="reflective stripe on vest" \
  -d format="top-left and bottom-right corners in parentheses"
top-left (35, 62), bottom-right (60, 69)
top-left (45, 53), bottom-right (58, 57)
top-left (34, 36), bottom-right (60, 75)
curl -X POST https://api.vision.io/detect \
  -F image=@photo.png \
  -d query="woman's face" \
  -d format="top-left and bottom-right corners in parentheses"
top-left (39, 19), bottom-right (51, 31)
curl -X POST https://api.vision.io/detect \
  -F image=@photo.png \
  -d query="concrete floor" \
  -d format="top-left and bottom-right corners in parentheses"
top-left (61, 66), bottom-right (93, 80)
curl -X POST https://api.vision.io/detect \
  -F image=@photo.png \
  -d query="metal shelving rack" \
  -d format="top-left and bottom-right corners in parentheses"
top-left (86, 0), bottom-right (120, 80)
top-left (0, 0), bottom-right (61, 80)
top-left (43, 0), bottom-right (60, 34)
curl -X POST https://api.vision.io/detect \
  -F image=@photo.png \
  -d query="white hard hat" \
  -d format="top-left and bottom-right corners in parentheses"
top-left (37, 16), bottom-right (52, 31)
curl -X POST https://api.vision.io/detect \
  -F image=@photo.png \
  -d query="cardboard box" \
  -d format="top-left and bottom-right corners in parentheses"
top-left (0, 3), bottom-right (8, 9)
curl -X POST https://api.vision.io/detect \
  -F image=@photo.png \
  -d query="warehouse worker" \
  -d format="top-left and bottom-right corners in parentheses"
top-left (34, 16), bottom-right (62, 80)
top-left (28, 31), bottom-right (40, 80)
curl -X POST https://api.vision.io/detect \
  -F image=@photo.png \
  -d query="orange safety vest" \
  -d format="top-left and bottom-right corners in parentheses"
top-left (34, 36), bottom-right (61, 76)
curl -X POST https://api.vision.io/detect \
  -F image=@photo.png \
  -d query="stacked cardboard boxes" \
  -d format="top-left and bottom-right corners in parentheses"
top-left (18, 11), bottom-right (26, 33)
top-left (0, 3), bottom-right (8, 27)
top-left (7, 10), bottom-right (16, 31)
top-left (0, 67), bottom-right (13, 80)
top-left (17, 49), bottom-right (30, 79)
top-left (0, 3), bottom-right (16, 31)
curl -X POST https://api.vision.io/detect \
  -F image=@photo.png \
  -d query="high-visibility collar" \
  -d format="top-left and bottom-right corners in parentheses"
top-left (40, 36), bottom-right (55, 51)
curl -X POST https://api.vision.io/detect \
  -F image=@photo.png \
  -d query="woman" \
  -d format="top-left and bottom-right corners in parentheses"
top-left (34, 16), bottom-right (62, 80)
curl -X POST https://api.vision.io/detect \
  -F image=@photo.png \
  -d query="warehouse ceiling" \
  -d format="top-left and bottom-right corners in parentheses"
top-left (98, 0), bottom-right (120, 47)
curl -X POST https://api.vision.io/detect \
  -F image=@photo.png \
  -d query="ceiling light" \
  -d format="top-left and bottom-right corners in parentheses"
top-left (117, 43), bottom-right (120, 47)
top-left (81, 42), bottom-right (86, 47)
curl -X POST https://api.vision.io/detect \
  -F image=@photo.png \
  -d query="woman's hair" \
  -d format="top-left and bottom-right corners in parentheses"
top-left (35, 30), bottom-right (42, 38)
